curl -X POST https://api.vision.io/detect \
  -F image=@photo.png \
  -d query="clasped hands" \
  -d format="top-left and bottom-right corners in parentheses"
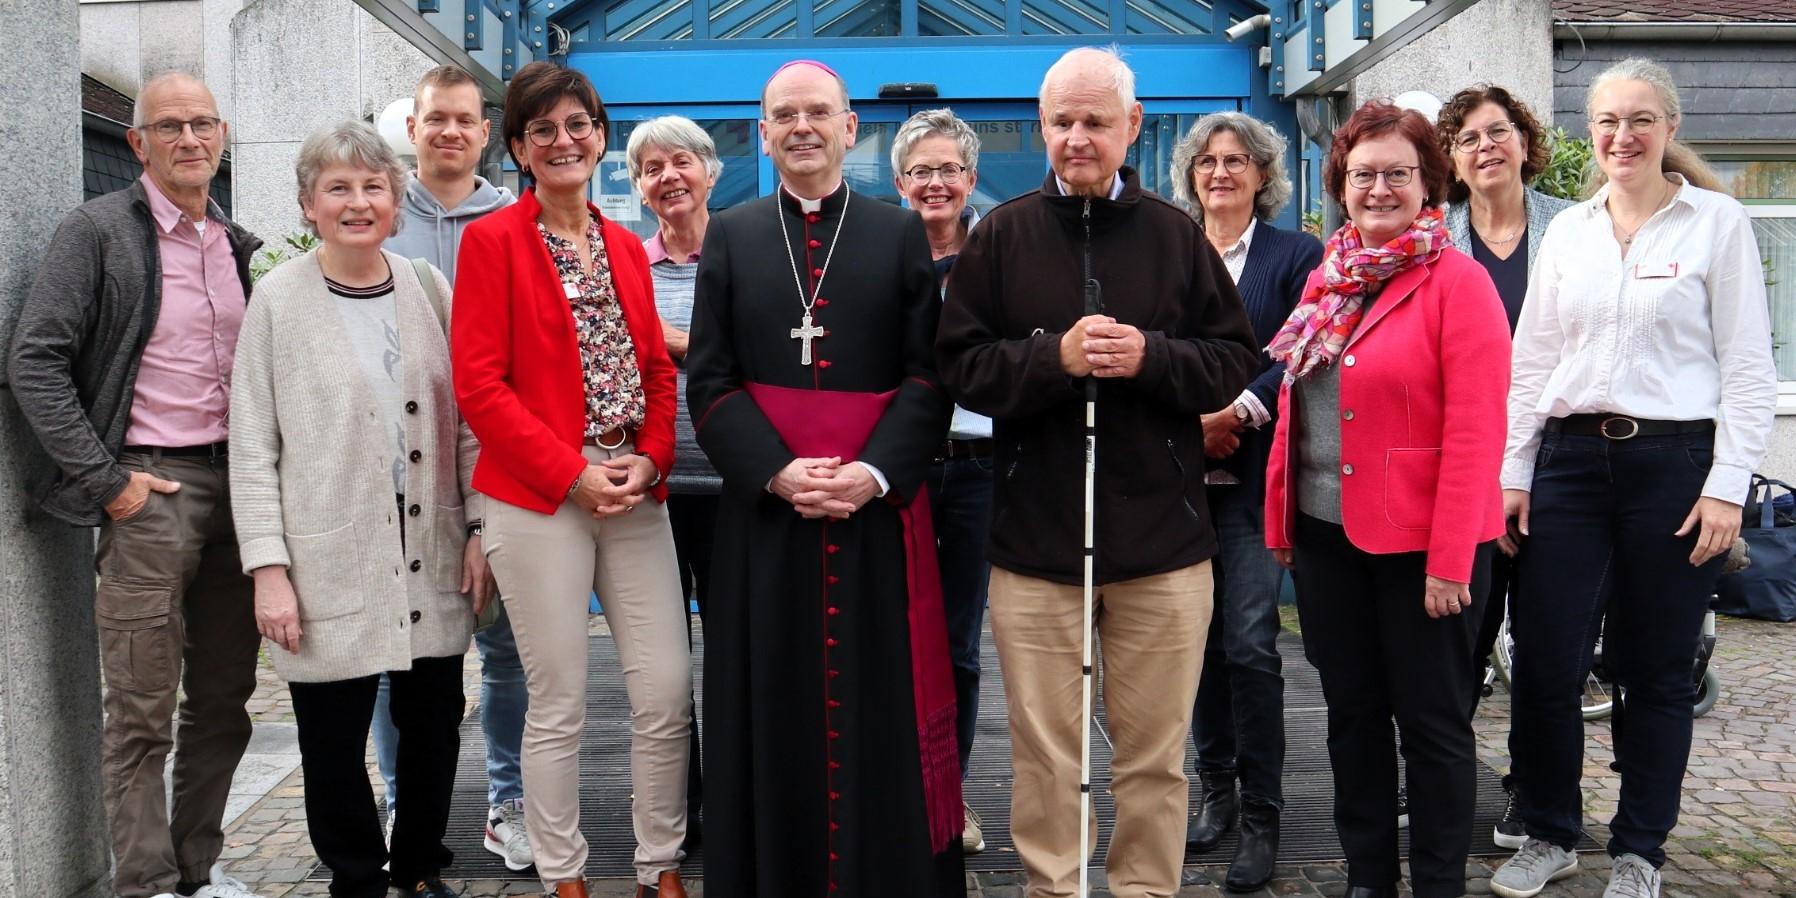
top-left (1060, 315), bottom-right (1146, 379)
top-left (569, 453), bottom-right (659, 519)
top-left (771, 456), bottom-right (880, 520)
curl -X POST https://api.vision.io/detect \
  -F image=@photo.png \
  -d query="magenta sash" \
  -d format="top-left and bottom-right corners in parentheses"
top-left (744, 381), bottom-right (962, 853)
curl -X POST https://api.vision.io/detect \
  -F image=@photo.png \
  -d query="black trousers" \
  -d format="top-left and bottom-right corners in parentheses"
top-left (668, 491), bottom-right (718, 826)
top-left (289, 654), bottom-right (464, 897)
top-left (1293, 513), bottom-right (1488, 898)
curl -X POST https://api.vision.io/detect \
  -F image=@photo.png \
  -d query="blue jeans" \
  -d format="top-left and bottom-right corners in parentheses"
top-left (1510, 429), bottom-right (1724, 867)
top-left (926, 455), bottom-right (994, 778)
top-left (1190, 481), bottom-right (1287, 806)
top-left (372, 600), bottom-right (529, 811)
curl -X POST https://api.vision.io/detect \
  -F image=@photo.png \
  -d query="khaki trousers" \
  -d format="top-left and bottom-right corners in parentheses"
top-left (484, 445), bottom-right (692, 887)
top-left (95, 451), bottom-right (260, 897)
top-left (988, 562), bottom-right (1213, 898)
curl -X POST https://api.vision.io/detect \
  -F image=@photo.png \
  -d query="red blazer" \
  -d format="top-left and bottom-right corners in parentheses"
top-left (451, 188), bottom-right (675, 515)
top-left (1265, 248), bottom-right (1510, 583)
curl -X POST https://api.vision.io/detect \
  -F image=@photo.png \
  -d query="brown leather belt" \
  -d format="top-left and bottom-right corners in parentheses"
top-left (587, 427), bottom-right (634, 449)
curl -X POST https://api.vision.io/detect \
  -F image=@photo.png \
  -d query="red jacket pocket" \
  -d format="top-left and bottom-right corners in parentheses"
top-left (1383, 448), bottom-right (1441, 531)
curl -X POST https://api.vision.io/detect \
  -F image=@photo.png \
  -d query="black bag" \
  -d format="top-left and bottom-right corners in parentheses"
top-left (1715, 475), bottom-right (1796, 622)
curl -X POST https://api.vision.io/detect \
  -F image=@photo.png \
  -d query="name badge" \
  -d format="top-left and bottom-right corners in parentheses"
top-left (1633, 261), bottom-right (1679, 279)
top-left (563, 281), bottom-right (581, 299)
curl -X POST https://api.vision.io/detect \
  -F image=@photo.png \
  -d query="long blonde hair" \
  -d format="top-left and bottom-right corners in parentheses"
top-left (1581, 57), bottom-right (1726, 197)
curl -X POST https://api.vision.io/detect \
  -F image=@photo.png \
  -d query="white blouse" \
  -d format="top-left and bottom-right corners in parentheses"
top-left (1503, 175), bottom-right (1778, 503)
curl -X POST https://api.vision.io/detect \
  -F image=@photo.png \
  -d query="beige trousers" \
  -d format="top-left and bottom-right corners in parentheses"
top-left (988, 562), bottom-right (1214, 898)
top-left (485, 445), bottom-right (692, 887)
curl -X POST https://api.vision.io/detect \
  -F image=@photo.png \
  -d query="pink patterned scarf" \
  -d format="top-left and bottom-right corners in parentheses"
top-left (1266, 206), bottom-right (1451, 382)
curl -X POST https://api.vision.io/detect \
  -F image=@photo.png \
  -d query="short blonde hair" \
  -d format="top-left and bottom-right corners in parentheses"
top-left (294, 121), bottom-right (410, 237)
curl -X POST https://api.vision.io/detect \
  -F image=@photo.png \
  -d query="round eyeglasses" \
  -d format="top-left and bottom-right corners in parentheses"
top-left (525, 115), bottom-right (595, 147)
top-left (1453, 121), bottom-right (1515, 153)
top-left (1195, 154), bottom-right (1252, 174)
top-left (1345, 165), bottom-right (1418, 189)
top-left (903, 163), bottom-right (967, 184)
top-left (142, 117), bottom-right (221, 142)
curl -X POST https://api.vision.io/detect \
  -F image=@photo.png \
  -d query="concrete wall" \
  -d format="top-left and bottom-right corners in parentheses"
top-left (1765, 418), bottom-right (1796, 483)
top-left (80, 0), bottom-right (247, 121)
top-left (229, 0), bottom-right (433, 244)
top-left (1352, 0), bottom-right (1555, 123)
top-left (0, 2), bottom-right (113, 897)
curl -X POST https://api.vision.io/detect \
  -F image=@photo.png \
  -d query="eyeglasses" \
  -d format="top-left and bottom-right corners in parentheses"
top-left (1453, 121), bottom-right (1515, 153)
top-left (1345, 165), bottom-right (1418, 189)
top-left (765, 109), bottom-right (850, 128)
top-left (1589, 113), bottom-right (1668, 136)
top-left (525, 115), bottom-right (595, 147)
top-left (903, 163), bottom-right (968, 184)
top-left (1195, 154), bottom-right (1253, 174)
top-left (141, 117), bottom-right (221, 142)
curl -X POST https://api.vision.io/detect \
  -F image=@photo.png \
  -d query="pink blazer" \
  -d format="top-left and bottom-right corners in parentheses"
top-left (1264, 248), bottom-right (1510, 584)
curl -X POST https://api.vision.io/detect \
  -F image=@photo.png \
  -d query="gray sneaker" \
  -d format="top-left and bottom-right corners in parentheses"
top-left (1603, 854), bottom-right (1661, 898)
top-left (1491, 838), bottom-right (1579, 898)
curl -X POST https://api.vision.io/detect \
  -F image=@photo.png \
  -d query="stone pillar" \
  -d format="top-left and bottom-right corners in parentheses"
top-left (0, 2), bottom-right (114, 897)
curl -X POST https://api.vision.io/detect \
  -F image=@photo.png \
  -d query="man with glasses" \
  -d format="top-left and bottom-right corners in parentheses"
top-left (686, 58), bottom-right (964, 897)
top-left (937, 47), bottom-right (1259, 898)
top-left (7, 72), bottom-right (266, 898)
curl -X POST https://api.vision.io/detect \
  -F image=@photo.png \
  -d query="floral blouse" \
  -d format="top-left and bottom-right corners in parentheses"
top-left (538, 218), bottom-right (647, 438)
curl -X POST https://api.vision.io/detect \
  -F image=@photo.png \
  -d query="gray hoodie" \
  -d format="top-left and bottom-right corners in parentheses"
top-left (384, 175), bottom-right (514, 283)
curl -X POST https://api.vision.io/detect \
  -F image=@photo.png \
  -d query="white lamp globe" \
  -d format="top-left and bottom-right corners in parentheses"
top-left (1392, 90), bottom-right (1443, 123)
top-left (377, 98), bottom-right (416, 161)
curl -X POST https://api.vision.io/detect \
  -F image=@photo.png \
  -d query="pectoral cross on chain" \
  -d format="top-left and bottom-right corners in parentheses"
top-left (791, 312), bottom-right (825, 366)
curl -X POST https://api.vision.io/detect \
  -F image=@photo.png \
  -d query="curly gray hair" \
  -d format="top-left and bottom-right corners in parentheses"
top-left (625, 115), bottom-right (725, 182)
top-left (294, 121), bottom-right (410, 237)
top-left (1169, 112), bottom-right (1294, 224)
top-left (890, 108), bottom-right (980, 175)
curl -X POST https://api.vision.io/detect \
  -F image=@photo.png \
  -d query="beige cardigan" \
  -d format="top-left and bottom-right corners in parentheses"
top-left (230, 249), bottom-right (484, 683)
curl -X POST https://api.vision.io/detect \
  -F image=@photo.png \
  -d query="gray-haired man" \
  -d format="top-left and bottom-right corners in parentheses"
top-left (6, 72), bottom-right (266, 898)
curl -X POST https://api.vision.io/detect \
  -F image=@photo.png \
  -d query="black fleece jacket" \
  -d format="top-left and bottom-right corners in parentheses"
top-left (936, 167), bottom-right (1259, 586)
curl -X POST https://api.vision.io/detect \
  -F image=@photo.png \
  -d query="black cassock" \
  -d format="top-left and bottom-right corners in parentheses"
top-left (687, 184), bottom-right (963, 897)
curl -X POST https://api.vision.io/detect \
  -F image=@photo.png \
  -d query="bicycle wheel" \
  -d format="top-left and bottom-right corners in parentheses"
top-left (1693, 666), bottom-right (1721, 719)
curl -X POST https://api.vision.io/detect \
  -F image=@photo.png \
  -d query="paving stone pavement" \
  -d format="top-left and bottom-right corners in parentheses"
top-left (211, 616), bottom-right (1796, 898)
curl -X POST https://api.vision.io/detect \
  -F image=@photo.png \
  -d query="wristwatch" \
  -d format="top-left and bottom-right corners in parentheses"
top-left (466, 519), bottom-right (484, 538)
top-left (1231, 399), bottom-right (1251, 424)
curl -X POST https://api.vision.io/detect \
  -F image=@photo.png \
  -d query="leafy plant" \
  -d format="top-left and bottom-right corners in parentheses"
top-left (1530, 127), bottom-right (1593, 202)
top-left (249, 231), bottom-right (320, 282)
top-left (1302, 202), bottom-right (1325, 238)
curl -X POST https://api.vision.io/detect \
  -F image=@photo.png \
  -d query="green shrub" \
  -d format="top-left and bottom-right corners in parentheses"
top-left (1531, 127), bottom-right (1594, 202)
top-left (249, 232), bottom-right (320, 282)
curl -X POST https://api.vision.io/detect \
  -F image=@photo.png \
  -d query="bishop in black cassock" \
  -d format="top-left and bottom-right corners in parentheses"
top-left (687, 163), bottom-right (964, 895)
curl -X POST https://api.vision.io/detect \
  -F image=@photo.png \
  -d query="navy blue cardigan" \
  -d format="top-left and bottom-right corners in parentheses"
top-left (1213, 221), bottom-right (1324, 485)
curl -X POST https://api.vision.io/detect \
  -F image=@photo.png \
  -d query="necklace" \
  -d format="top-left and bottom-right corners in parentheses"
top-left (1614, 178), bottom-right (1674, 247)
top-left (1482, 224), bottom-right (1522, 245)
top-left (776, 184), bottom-right (850, 366)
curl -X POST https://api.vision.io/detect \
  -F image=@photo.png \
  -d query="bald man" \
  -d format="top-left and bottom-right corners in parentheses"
top-left (7, 72), bottom-right (267, 898)
top-left (687, 59), bottom-right (963, 897)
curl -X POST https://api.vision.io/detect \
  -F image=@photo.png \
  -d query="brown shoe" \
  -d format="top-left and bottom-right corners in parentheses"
top-left (633, 871), bottom-right (688, 898)
top-left (550, 881), bottom-right (589, 898)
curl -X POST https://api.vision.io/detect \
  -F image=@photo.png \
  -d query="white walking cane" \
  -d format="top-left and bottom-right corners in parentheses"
top-left (1078, 199), bottom-right (1101, 898)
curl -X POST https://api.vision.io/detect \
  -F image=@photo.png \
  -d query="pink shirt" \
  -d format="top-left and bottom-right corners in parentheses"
top-left (126, 175), bottom-right (245, 446)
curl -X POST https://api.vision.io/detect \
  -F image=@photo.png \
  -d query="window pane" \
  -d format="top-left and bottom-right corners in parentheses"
top-left (1021, 0), bottom-right (1109, 34)
top-left (710, 0), bottom-right (798, 38)
top-left (1714, 160), bottom-right (1796, 201)
top-left (919, 0), bottom-right (1005, 35)
top-left (600, 118), bottom-right (760, 241)
top-left (815, 0), bottom-right (900, 35)
top-left (1757, 216), bottom-right (1796, 380)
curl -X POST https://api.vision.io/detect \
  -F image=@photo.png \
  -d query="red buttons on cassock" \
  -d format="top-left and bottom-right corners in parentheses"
top-left (806, 212), bottom-right (822, 224)
top-left (809, 239), bottom-right (822, 249)
top-left (817, 359), bottom-right (832, 369)
top-left (827, 606), bottom-right (840, 616)
top-left (829, 760), bottom-right (841, 769)
top-left (830, 821), bottom-right (840, 831)
top-left (811, 267), bottom-right (825, 279)
top-left (827, 575), bottom-right (840, 585)
top-left (828, 730), bottom-right (840, 739)
top-left (826, 638), bottom-right (838, 647)
top-left (827, 699), bottom-right (841, 708)
top-left (830, 852), bottom-right (840, 861)
top-left (829, 790), bottom-right (841, 800)
top-left (826, 544), bottom-right (840, 554)
top-left (828, 669), bottom-right (840, 678)
top-left (815, 298), bottom-right (830, 307)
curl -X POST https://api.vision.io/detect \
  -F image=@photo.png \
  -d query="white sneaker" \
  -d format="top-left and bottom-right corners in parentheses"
top-left (1491, 838), bottom-right (1579, 898)
top-left (1603, 853), bottom-right (1662, 898)
top-left (192, 863), bottom-right (270, 898)
top-left (484, 799), bottom-right (536, 871)
top-left (962, 801), bottom-right (985, 854)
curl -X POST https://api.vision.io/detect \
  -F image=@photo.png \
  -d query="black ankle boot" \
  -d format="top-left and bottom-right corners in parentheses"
top-left (1224, 800), bottom-right (1278, 892)
top-left (1185, 770), bottom-right (1238, 851)
top-left (1342, 886), bottom-right (1398, 898)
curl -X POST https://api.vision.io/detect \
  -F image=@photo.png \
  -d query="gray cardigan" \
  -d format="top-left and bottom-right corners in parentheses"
top-left (229, 250), bottom-right (483, 683)
top-left (5, 179), bottom-right (261, 525)
top-left (1445, 186), bottom-right (1575, 268)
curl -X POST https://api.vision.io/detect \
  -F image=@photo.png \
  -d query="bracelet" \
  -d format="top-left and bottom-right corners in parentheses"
top-left (649, 464), bottom-right (663, 488)
top-left (566, 472), bottom-right (582, 500)
top-left (466, 519), bottom-right (483, 537)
